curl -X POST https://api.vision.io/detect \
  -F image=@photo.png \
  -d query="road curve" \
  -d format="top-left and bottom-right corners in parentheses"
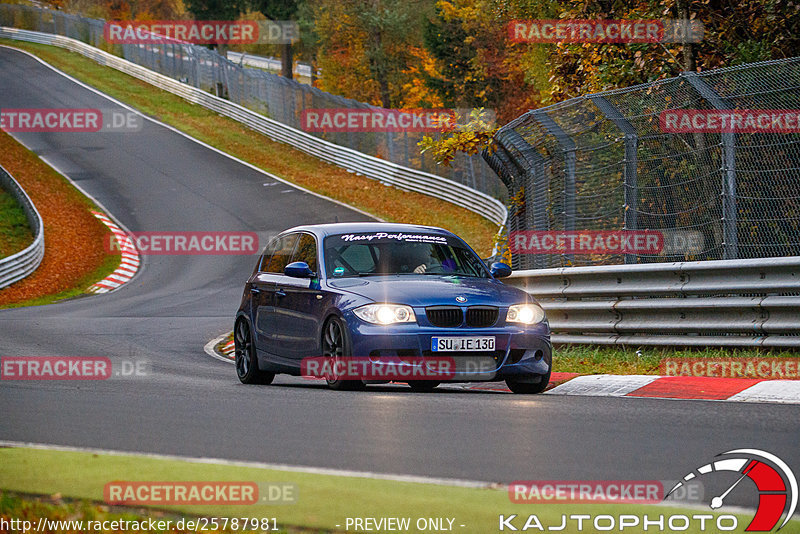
top-left (0, 47), bottom-right (797, 508)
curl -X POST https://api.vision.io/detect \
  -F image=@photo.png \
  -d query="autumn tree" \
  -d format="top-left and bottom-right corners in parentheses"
top-left (423, 0), bottom-right (556, 123)
top-left (184, 0), bottom-right (245, 52)
top-left (312, 0), bottom-right (439, 108)
top-left (50, 0), bottom-right (182, 19)
top-left (546, 0), bottom-right (800, 102)
top-left (248, 0), bottom-right (300, 79)
top-left (423, 0), bottom-right (800, 163)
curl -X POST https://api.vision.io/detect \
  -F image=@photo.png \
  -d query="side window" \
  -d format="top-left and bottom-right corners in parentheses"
top-left (291, 233), bottom-right (318, 273)
top-left (257, 238), bottom-right (279, 272)
top-left (265, 234), bottom-right (299, 274)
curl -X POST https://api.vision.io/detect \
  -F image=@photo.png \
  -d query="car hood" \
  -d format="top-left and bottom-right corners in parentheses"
top-left (327, 275), bottom-right (530, 307)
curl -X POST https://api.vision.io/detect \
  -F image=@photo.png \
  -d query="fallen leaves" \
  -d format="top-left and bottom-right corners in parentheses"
top-left (0, 131), bottom-right (113, 306)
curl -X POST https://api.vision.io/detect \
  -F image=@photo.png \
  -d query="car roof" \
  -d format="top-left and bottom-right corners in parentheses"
top-left (281, 222), bottom-right (457, 239)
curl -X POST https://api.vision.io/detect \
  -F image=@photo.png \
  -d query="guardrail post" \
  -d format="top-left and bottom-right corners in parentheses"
top-left (484, 138), bottom-right (535, 270)
top-left (589, 96), bottom-right (639, 264)
top-left (403, 131), bottom-right (410, 167)
top-left (533, 110), bottom-right (576, 265)
top-left (498, 129), bottom-right (549, 269)
top-left (682, 72), bottom-right (738, 260)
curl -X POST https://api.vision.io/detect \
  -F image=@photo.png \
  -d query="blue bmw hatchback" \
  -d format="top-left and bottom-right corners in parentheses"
top-left (234, 223), bottom-right (552, 393)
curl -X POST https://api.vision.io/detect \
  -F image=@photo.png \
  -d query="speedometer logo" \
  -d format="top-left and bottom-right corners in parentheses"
top-left (667, 449), bottom-right (797, 531)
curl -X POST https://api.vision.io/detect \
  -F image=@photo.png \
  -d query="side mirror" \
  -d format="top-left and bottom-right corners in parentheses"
top-left (490, 262), bottom-right (512, 279)
top-left (284, 261), bottom-right (316, 279)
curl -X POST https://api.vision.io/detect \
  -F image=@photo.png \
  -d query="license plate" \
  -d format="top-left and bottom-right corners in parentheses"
top-left (431, 336), bottom-right (495, 352)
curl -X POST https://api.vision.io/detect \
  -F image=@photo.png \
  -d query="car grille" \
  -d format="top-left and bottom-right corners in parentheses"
top-left (466, 306), bottom-right (498, 327)
top-left (425, 306), bottom-right (462, 327)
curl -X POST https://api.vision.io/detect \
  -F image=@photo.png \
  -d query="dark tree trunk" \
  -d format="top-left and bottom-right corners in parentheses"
top-left (281, 42), bottom-right (293, 80)
top-left (677, 0), bottom-right (696, 72)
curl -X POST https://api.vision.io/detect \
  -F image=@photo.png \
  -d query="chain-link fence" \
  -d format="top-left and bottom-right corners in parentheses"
top-left (484, 56), bottom-right (800, 270)
top-left (0, 3), bottom-right (506, 201)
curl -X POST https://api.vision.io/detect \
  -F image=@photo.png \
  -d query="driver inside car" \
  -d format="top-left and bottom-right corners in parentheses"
top-left (405, 243), bottom-right (443, 274)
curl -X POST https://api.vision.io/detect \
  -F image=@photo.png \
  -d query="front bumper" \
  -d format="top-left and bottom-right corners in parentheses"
top-left (345, 312), bottom-right (552, 382)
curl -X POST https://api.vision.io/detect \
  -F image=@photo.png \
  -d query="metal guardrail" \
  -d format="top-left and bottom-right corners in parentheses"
top-left (0, 27), bottom-right (507, 226)
top-left (0, 165), bottom-right (44, 289)
top-left (227, 51), bottom-right (313, 79)
top-left (506, 256), bottom-right (800, 347)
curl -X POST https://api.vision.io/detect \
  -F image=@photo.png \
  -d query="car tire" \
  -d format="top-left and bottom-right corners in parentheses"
top-left (506, 372), bottom-right (550, 394)
top-left (408, 381), bottom-right (440, 392)
top-left (234, 319), bottom-right (274, 385)
top-left (322, 316), bottom-right (366, 391)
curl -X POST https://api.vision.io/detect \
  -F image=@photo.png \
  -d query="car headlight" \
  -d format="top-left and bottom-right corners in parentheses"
top-left (354, 304), bottom-right (417, 325)
top-left (506, 303), bottom-right (545, 325)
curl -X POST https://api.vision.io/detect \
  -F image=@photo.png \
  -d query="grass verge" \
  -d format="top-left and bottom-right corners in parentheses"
top-left (0, 40), bottom-right (498, 255)
top-left (0, 187), bottom-right (33, 259)
top-left (0, 131), bottom-right (118, 308)
top-left (552, 344), bottom-right (799, 375)
top-left (1, 447), bottom-right (789, 534)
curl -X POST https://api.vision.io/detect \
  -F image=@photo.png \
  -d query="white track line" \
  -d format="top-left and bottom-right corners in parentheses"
top-left (728, 380), bottom-right (800, 404)
top-left (87, 210), bottom-right (140, 293)
top-left (204, 332), bottom-right (235, 364)
top-left (547, 374), bottom-right (660, 396)
top-left (0, 440), bottom-right (498, 489)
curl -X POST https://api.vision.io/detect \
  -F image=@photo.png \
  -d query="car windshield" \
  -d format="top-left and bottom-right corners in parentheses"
top-left (324, 232), bottom-right (488, 278)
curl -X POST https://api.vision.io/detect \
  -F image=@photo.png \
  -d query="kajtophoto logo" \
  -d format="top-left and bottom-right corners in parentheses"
top-left (667, 449), bottom-right (797, 532)
top-left (498, 449), bottom-right (796, 531)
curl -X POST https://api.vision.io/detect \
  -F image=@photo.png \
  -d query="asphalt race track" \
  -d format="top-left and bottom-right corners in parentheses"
top-left (0, 46), bottom-right (797, 507)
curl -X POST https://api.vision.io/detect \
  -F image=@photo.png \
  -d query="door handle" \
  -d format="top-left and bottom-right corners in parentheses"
top-left (275, 290), bottom-right (286, 298)
top-left (250, 287), bottom-right (261, 294)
